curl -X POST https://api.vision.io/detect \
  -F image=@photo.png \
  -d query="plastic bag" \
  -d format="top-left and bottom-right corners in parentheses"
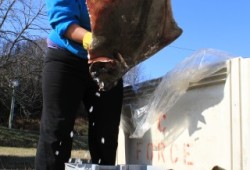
top-left (121, 48), bottom-right (237, 138)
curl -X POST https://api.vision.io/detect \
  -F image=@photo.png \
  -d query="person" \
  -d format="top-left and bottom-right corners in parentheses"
top-left (35, 0), bottom-right (123, 169)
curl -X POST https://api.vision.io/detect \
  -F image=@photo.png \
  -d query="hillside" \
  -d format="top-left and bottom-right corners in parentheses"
top-left (0, 122), bottom-right (89, 169)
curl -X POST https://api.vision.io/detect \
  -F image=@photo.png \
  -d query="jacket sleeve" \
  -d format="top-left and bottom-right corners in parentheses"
top-left (45, 0), bottom-right (80, 36)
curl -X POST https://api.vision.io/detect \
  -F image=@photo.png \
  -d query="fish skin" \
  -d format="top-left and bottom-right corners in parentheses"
top-left (87, 0), bottom-right (182, 91)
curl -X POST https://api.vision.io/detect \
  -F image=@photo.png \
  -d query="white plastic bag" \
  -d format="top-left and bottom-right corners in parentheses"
top-left (121, 48), bottom-right (237, 138)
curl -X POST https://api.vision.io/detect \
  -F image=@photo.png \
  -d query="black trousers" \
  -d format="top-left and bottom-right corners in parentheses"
top-left (35, 48), bottom-right (123, 170)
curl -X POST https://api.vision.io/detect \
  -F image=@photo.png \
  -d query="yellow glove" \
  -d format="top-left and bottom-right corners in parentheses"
top-left (82, 32), bottom-right (92, 50)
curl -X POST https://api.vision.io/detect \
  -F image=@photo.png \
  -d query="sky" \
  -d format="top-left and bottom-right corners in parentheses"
top-left (34, 0), bottom-right (250, 81)
top-left (140, 0), bottom-right (250, 81)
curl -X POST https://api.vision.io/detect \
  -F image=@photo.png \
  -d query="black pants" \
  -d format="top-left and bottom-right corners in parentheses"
top-left (35, 48), bottom-right (123, 170)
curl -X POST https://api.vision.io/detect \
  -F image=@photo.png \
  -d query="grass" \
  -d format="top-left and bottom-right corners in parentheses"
top-left (0, 124), bottom-right (90, 169)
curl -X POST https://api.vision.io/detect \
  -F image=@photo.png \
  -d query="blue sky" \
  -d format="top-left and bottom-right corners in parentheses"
top-left (140, 0), bottom-right (250, 80)
top-left (37, 0), bottom-right (250, 81)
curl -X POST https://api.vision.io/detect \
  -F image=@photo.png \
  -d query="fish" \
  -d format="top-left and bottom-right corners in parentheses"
top-left (86, 0), bottom-right (182, 91)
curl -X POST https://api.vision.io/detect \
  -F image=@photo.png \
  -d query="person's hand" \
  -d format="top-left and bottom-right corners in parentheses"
top-left (82, 31), bottom-right (92, 50)
top-left (83, 32), bottom-right (115, 64)
top-left (88, 56), bottom-right (114, 64)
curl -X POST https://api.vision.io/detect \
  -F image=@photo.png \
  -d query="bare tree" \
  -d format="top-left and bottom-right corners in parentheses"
top-left (0, 0), bottom-right (49, 126)
top-left (0, 0), bottom-right (49, 64)
top-left (0, 40), bottom-right (46, 125)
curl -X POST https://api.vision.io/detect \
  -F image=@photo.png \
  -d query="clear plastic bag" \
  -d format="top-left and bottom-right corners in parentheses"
top-left (121, 48), bottom-right (238, 138)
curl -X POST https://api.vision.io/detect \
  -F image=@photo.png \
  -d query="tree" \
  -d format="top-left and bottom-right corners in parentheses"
top-left (0, 0), bottom-right (49, 62)
top-left (0, 40), bottom-right (46, 126)
top-left (0, 0), bottom-right (49, 127)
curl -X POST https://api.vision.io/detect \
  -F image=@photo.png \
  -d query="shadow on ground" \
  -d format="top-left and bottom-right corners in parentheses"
top-left (0, 156), bottom-right (91, 169)
top-left (0, 156), bottom-right (35, 169)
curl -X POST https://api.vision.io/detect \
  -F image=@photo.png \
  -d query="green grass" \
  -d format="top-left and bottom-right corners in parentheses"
top-left (0, 126), bottom-right (89, 169)
top-left (0, 126), bottom-right (39, 148)
top-left (0, 126), bottom-right (88, 149)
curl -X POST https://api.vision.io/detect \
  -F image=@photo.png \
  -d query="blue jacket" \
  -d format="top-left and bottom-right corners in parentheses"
top-left (45, 0), bottom-right (91, 59)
